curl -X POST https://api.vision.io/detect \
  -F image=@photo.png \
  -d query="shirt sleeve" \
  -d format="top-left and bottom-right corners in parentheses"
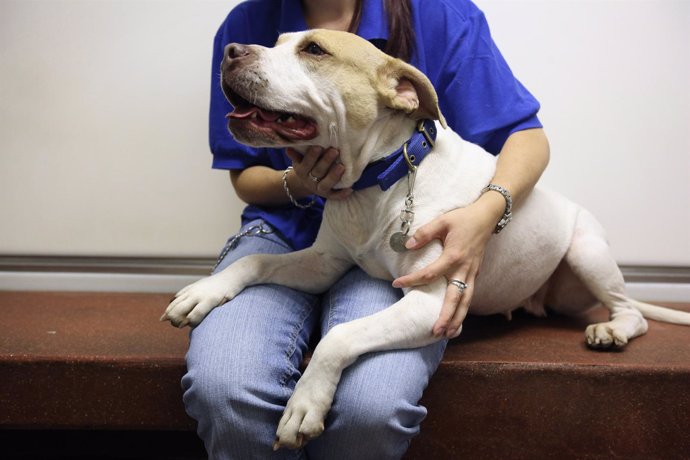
top-left (208, 8), bottom-right (266, 170)
top-left (421, 1), bottom-right (542, 155)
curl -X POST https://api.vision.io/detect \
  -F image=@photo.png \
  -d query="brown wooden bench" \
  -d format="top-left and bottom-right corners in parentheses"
top-left (1, 291), bottom-right (688, 459)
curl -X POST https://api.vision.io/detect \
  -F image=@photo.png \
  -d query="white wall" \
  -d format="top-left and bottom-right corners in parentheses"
top-left (1, 0), bottom-right (238, 257)
top-left (1, 0), bottom-right (688, 266)
top-left (478, 0), bottom-right (690, 266)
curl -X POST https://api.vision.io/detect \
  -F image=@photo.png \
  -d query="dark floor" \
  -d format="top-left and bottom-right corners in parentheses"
top-left (0, 430), bottom-right (206, 460)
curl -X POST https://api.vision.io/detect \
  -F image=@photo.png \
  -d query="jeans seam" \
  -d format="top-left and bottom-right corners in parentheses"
top-left (279, 301), bottom-right (315, 390)
top-left (325, 282), bottom-right (338, 333)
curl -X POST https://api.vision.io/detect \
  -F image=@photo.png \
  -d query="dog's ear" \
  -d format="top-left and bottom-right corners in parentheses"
top-left (377, 59), bottom-right (447, 128)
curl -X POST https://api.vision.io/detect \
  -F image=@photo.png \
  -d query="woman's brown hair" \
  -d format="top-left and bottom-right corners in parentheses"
top-left (349, 0), bottom-right (415, 62)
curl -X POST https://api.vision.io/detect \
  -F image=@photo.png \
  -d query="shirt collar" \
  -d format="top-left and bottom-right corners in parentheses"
top-left (279, 0), bottom-right (389, 40)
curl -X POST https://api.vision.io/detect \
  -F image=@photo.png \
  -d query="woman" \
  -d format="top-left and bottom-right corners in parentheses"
top-left (182, 0), bottom-right (550, 458)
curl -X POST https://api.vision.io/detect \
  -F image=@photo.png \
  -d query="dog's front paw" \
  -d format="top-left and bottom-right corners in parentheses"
top-left (160, 273), bottom-right (238, 327)
top-left (273, 370), bottom-right (336, 450)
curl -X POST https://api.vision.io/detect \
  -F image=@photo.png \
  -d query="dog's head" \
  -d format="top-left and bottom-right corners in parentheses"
top-left (222, 29), bottom-right (445, 143)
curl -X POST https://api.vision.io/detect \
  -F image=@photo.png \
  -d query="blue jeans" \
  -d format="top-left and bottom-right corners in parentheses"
top-left (182, 220), bottom-right (447, 460)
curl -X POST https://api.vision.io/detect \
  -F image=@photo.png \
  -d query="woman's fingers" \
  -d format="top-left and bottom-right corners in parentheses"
top-left (433, 280), bottom-right (464, 336)
top-left (392, 254), bottom-right (452, 288)
top-left (393, 206), bottom-right (493, 338)
top-left (404, 216), bottom-right (447, 250)
top-left (309, 147), bottom-right (339, 181)
top-left (315, 162), bottom-right (343, 192)
top-left (444, 281), bottom-right (473, 338)
top-left (288, 146), bottom-right (319, 173)
top-left (290, 146), bottom-right (337, 181)
top-left (286, 147), bottom-right (351, 199)
top-left (430, 266), bottom-right (474, 337)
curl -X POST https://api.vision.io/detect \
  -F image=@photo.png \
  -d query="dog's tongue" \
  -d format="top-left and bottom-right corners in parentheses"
top-left (227, 105), bottom-right (281, 122)
top-left (227, 105), bottom-right (317, 140)
top-left (227, 106), bottom-right (258, 119)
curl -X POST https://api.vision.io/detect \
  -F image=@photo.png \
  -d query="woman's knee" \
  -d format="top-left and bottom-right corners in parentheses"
top-left (307, 357), bottom-right (429, 459)
top-left (337, 383), bottom-right (425, 434)
top-left (310, 396), bottom-right (423, 460)
top-left (184, 352), bottom-right (258, 422)
top-left (184, 329), bottom-right (270, 423)
top-left (183, 355), bottom-right (299, 458)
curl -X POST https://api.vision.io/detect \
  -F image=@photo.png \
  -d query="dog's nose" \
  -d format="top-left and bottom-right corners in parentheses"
top-left (224, 43), bottom-right (251, 61)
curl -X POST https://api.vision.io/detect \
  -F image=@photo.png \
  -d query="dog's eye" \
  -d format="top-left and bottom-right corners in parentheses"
top-left (303, 42), bottom-right (327, 56)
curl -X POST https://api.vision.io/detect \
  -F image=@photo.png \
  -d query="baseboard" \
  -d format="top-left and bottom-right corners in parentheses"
top-left (0, 271), bottom-right (201, 294)
top-left (0, 256), bottom-right (210, 294)
top-left (0, 256), bottom-right (688, 302)
top-left (622, 282), bottom-right (690, 303)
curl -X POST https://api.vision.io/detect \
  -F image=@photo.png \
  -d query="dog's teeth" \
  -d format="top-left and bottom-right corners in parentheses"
top-left (250, 112), bottom-right (258, 119)
top-left (285, 116), bottom-right (295, 123)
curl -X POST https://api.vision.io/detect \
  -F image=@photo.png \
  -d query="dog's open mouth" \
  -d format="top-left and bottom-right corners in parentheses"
top-left (225, 89), bottom-right (318, 142)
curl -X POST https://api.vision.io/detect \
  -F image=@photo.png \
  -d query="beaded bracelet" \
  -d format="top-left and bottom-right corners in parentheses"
top-left (282, 166), bottom-right (316, 209)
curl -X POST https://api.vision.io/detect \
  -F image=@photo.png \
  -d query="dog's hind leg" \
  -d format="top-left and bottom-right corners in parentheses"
top-left (274, 279), bottom-right (446, 449)
top-left (554, 208), bottom-right (647, 349)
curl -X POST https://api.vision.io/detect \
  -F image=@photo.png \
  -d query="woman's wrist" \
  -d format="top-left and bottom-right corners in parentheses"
top-left (474, 190), bottom-right (507, 233)
top-left (284, 166), bottom-right (313, 200)
top-left (480, 184), bottom-right (513, 233)
top-left (283, 167), bottom-right (316, 207)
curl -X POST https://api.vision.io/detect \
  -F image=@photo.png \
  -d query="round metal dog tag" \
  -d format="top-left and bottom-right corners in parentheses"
top-left (389, 232), bottom-right (411, 253)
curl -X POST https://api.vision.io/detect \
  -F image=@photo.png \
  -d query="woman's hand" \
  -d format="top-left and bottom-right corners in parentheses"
top-left (286, 147), bottom-right (352, 200)
top-left (228, 145), bottom-right (355, 208)
top-left (392, 191), bottom-right (505, 338)
top-left (392, 129), bottom-right (550, 338)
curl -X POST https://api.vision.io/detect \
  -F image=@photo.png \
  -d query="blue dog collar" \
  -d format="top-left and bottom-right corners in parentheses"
top-left (351, 119), bottom-right (437, 191)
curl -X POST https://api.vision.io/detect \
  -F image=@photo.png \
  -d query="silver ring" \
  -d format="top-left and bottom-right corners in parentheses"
top-left (448, 279), bottom-right (468, 293)
top-left (308, 171), bottom-right (322, 183)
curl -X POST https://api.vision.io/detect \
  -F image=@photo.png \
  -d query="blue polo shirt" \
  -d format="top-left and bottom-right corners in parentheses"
top-left (209, 0), bottom-right (542, 250)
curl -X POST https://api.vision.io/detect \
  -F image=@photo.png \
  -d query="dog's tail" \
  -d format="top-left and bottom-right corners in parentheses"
top-left (632, 299), bottom-right (690, 325)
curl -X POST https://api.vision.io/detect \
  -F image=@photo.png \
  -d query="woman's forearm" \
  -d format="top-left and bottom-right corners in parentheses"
top-left (230, 129), bottom-right (549, 210)
top-left (492, 128), bottom-right (550, 205)
top-left (473, 128), bottom-right (551, 223)
top-left (230, 166), bottom-right (312, 207)
top-left (229, 147), bottom-right (352, 207)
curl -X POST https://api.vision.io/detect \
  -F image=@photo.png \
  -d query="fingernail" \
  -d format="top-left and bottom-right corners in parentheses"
top-left (405, 237), bottom-right (417, 249)
top-left (435, 327), bottom-right (446, 337)
top-left (392, 280), bottom-right (401, 288)
top-left (446, 328), bottom-right (455, 337)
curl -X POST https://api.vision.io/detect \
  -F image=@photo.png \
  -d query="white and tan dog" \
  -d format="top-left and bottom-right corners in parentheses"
top-left (162, 30), bottom-right (690, 449)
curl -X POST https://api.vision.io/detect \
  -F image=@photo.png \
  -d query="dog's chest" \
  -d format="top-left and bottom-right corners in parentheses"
top-left (323, 190), bottom-right (403, 279)
top-left (322, 133), bottom-right (498, 280)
